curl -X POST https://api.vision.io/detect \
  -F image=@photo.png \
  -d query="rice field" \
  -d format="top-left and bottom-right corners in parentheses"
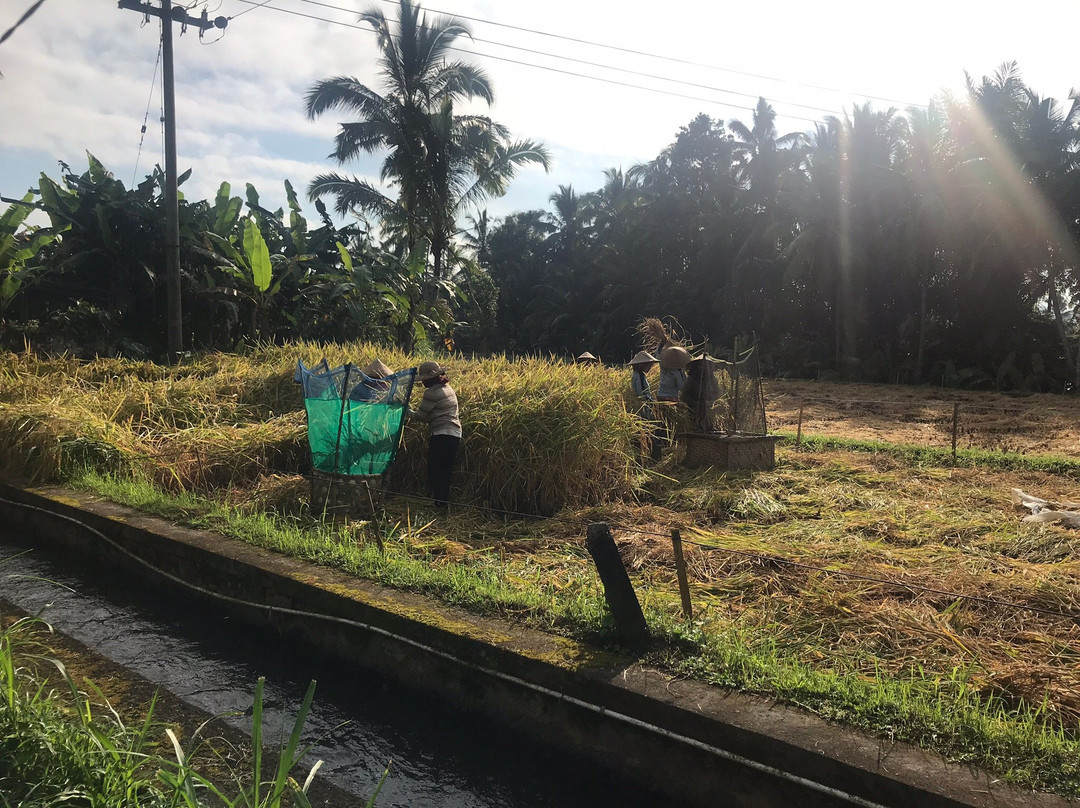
top-left (2, 347), bottom-right (1080, 795)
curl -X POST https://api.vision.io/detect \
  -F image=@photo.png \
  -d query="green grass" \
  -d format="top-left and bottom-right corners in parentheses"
top-left (0, 609), bottom-right (381, 807)
top-left (778, 431), bottom-right (1080, 477)
top-left (67, 469), bottom-right (1080, 798)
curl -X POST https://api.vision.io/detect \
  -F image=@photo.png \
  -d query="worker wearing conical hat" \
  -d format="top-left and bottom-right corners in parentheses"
top-left (629, 351), bottom-right (657, 403)
top-left (351, 358), bottom-right (394, 401)
top-left (576, 351), bottom-right (599, 364)
top-left (657, 345), bottom-right (690, 402)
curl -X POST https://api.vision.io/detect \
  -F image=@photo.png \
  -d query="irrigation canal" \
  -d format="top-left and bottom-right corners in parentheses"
top-left (0, 530), bottom-right (676, 808)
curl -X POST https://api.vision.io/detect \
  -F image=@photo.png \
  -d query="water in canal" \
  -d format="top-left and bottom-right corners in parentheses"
top-left (0, 531), bottom-right (669, 808)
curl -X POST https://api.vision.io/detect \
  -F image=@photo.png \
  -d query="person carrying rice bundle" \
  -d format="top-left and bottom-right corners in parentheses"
top-left (409, 360), bottom-right (461, 509)
top-left (657, 345), bottom-right (690, 402)
top-left (637, 316), bottom-right (693, 457)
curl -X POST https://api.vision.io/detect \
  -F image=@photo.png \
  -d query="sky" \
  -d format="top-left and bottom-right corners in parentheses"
top-left (1, 0), bottom-right (1078, 228)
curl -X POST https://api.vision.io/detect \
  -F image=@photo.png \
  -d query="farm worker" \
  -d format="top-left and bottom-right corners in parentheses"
top-left (629, 351), bottom-right (657, 403)
top-left (352, 358), bottom-right (394, 401)
top-left (576, 351), bottom-right (599, 364)
top-left (409, 360), bottom-right (462, 509)
top-left (681, 355), bottom-right (721, 432)
top-left (363, 358), bottom-right (393, 379)
top-left (629, 350), bottom-right (663, 461)
top-left (657, 345), bottom-right (691, 401)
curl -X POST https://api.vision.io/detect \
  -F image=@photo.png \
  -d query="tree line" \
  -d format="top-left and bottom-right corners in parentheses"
top-left (487, 63), bottom-right (1080, 390)
top-left (2, 0), bottom-right (1078, 393)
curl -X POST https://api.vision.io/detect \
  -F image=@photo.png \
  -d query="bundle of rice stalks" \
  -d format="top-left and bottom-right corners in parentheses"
top-left (391, 355), bottom-right (646, 514)
top-left (0, 345), bottom-right (647, 513)
top-left (637, 317), bottom-right (673, 352)
top-left (236, 473), bottom-right (310, 516)
top-left (146, 416), bottom-right (307, 492)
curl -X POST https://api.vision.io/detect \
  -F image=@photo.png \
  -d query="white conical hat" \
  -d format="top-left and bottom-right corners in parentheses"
top-left (629, 351), bottom-right (657, 366)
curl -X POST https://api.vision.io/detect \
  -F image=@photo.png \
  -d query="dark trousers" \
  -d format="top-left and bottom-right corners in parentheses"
top-left (428, 434), bottom-right (460, 507)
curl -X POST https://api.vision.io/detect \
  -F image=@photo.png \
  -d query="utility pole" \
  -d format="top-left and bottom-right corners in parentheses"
top-left (118, 0), bottom-right (226, 359)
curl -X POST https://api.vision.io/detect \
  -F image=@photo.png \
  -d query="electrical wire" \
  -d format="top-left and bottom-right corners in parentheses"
top-left (367, 0), bottom-right (928, 110)
top-left (132, 23), bottom-right (164, 187)
top-left (292, 0), bottom-right (843, 119)
top-left (229, 0), bottom-right (275, 20)
top-left (227, 0), bottom-right (829, 125)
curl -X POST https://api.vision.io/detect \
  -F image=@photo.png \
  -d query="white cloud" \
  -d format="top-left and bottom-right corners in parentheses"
top-left (3, 0), bottom-right (1078, 227)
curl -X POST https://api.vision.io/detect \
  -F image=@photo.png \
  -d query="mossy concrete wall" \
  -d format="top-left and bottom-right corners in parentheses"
top-left (0, 483), bottom-right (1065, 808)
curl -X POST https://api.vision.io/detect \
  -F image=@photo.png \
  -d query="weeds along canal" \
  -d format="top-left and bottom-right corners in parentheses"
top-left (0, 529), bottom-right (674, 808)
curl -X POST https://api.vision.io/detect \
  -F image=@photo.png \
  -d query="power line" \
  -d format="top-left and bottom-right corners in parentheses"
top-left (0, 0), bottom-right (47, 47)
top-left (292, 0), bottom-right (841, 119)
top-left (132, 23), bottom-right (164, 187)
top-left (229, 0), bottom-right (275, 20)
top-left (369, 0), bottom-right (928, 110)
top-left (228, 0), bottom-right (829, 125)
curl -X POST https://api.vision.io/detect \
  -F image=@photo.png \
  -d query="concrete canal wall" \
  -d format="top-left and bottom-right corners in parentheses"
top-left (0, 482), bottom-right (1065, 808)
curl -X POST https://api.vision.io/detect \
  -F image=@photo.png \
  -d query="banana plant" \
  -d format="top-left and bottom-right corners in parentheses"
top-left (0, 193), bottom-right (58, 330)
top-left (204, 214), bottom-right (292, 340)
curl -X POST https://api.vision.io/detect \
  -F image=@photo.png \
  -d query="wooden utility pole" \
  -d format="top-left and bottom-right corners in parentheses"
top-left (118, 1), bottom-right (225, 358)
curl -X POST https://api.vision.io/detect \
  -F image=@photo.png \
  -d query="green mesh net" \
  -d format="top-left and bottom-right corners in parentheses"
top-left (295, 359), bottom-right (417, 476)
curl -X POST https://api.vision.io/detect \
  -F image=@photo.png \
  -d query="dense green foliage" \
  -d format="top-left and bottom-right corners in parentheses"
top-left (488, 66), bottom-right (1080, 389)
top-left (0, 158), bottom-right (500, 357)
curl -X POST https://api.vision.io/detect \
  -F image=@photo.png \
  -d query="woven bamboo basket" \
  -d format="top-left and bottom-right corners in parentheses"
top-left (682, 433), bottom-right (779, 470)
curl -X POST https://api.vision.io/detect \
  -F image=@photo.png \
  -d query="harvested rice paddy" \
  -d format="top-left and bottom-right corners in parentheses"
top-left (2, 347), bottom-right (1080, 795)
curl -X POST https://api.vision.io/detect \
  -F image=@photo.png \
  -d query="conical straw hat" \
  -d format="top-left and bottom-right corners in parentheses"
top-left (576, 351), bottom-right (598, 362)
top-left (629, 351), bottom-right (657, 366)
top-left (660, 345), bottom-right (691, 369)
top-left (362, 359), bottom-right (393, 378)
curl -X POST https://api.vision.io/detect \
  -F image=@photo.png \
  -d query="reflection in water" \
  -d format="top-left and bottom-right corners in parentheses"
top-left (0, 536), bottom-right (664, 808)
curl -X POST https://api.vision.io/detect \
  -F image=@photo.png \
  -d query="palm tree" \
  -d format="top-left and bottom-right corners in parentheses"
top-left (729, 97), bottom-right (804, 210)
top-left (304, 0), bottom-right (549, 289)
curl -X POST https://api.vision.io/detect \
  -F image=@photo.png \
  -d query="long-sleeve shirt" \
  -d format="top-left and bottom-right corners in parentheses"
top-left (631, 370), bottom-right (654, 402)
top-left (411, 383), bottom-right (462, 438)
top-left (657, 367), bottom-right (686, 400)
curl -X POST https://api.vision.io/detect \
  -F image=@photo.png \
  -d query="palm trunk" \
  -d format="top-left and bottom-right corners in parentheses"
top-left (1048, 275), bottom-right (1075, 372)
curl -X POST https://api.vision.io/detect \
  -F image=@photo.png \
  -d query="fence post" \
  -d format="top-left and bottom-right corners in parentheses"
top-left (951, 402), bottom-right (959, 462)
top-left (795, 404), bottom-right (804, 450)
top-left (586, 523), bottom-right (650, 650)
top-left (671, 528), bottom-right (693, 619)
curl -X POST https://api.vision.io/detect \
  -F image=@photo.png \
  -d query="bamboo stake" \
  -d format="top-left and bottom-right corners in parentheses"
top-left (795, 404), bottom-right (804, 450)
top-left (951, 402), bottom-right (960, 462)
top-left (671, 528), bottom-right (693, 619)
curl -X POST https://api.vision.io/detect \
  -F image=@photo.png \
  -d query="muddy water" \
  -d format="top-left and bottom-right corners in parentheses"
top-left (0, 534), bottom-right (667, 808)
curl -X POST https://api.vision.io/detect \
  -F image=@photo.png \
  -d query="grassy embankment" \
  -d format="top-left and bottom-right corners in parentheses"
top-left (1, 345), bottom-right (1079, 796)
top-left (0, 610), bottom-right (371, 806)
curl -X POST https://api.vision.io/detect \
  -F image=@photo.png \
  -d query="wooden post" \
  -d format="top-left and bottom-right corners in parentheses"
top-left (586, 523), bottom-right (649, 650)
top-left (671, 529), bottom-right (692, 619)
top-left (795, 404), bottom-right (804, 450)
top-left (732, 336), bottom-right (742, 432)
top-left (951, 402), bottom-right (959, 462)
